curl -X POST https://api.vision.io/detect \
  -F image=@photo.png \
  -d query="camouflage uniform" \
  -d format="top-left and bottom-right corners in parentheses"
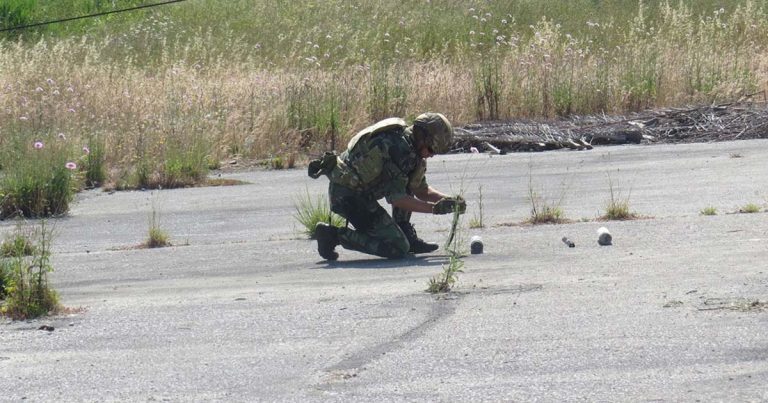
top-left (327, 119), bottom-right (428, 259)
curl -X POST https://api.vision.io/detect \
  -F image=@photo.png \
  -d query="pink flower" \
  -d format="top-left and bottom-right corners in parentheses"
top-left (65, 162), bottom-right (77, 170)
top-left (34, 141), bottom-right (44, 149)
top-left (83, 146), bottom-right (90, 154)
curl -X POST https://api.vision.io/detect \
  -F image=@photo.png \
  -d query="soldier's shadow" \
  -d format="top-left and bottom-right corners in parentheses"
top-left (317, 255), bottom-right (450, 269)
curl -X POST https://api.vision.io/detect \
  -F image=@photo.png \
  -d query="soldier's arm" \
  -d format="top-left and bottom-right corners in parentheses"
top-left (413, 185), bottom-right (449, 203)
top-left (391, 195), bottom-right (435, 214)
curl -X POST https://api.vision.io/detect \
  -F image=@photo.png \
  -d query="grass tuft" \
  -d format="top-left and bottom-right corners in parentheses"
top-left (293, 189), bottom-right (344, 238)
top-left (600, 172), bottom-right (638, 220)
top-left (700, 206), bottom-right (718, 216)
top-left (144, 192), bottom-right (171, 248)
top-left (738, 203), bottom-right (762, 214)
top-left (526, 165), bottom-right (569, 225)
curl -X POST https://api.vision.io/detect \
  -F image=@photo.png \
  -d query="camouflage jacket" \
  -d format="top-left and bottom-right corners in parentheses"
top-left (330, 118), bottom-right (428, 203)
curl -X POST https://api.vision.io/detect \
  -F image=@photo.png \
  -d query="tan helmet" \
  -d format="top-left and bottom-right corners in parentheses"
top-left (413, 112), bottom-right (454, 154)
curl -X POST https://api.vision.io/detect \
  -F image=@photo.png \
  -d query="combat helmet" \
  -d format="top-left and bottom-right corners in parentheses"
top-left (413, 112), bottom-right (454, 154)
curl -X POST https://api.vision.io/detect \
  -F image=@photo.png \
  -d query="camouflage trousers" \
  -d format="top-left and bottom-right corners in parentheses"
top-left (328, 183), bottom-right (409, 259)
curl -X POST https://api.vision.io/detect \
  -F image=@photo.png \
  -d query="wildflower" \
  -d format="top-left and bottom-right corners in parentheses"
top-left (34, 141), bottom-right (44, 149)
top-left (65, 162), bottom-right (77, 170)
top-left (502, 19), bottom-right (507, 24)
top-left (58, 133), bottom-right (66, 140)
top-left (83, 146), bottom-right (90, 154)
top-left (19, 116), bottom-right (28, 121)
top-left (46, 78), bottom-right (55, 85)
top-left (68, 108), bottom-right (76, 113)
top-left (35, 87), bottom-right (44, 92)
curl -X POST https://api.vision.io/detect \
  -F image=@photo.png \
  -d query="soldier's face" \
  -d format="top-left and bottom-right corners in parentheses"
top-left (418, 144), bottom-right (435, 159)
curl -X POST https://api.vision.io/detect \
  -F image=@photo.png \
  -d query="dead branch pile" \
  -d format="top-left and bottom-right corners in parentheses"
top-left (453, 100), bottom-right (768, 153)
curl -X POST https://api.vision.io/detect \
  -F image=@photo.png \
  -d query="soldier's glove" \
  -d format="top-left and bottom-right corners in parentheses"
top-left (308, 152), bottom-right (338, 179)
top-left (432, 197), bottom-right (467, 215)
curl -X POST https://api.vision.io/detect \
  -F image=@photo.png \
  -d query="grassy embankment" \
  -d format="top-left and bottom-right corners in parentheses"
top-left (1, 0), bottom-right (767, 216)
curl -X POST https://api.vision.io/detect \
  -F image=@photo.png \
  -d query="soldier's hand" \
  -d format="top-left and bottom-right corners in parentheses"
top-left (432, 197), bottom-right (467, 215)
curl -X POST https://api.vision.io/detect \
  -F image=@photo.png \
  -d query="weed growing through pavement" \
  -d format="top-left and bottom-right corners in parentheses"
top-left (738, 203), bottom-right (762, 214)
top-left (1, 224), bottom-right (37, 258)
top-left (428, 203), bottom-right (466, 294)
top-left (428, 161), bottom-right (475, 294)
top-left (700, 206), bottom-right (718, 216)
top-left (469, 184), bottom-right (485, 229)
top-left (145, 191), bottom-right (170, 248)
top-left (0, 220), bottom-right (60, 320)
top-left (427, 254), bottom-right (464, 294)
top-left (293, 188), bottom-right (344, 239)
top-left (526, 162), bottom-right (569, 224)
top-left (601, 171), bottom-right (638, 220)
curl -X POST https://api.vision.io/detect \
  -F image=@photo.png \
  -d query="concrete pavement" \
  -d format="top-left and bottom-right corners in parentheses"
top-left (1, 140), bottom-right (767, 401)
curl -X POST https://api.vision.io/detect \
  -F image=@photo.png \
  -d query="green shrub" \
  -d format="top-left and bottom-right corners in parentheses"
top-left (1, 220), bottom-right (60, 319)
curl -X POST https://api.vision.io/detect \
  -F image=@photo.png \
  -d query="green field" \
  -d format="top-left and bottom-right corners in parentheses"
top-left (2, 0), bottom-right (767, 204)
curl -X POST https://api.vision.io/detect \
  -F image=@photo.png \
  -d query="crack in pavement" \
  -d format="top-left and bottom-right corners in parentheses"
top-left (318, 283), bottom-right (543, 387)
top-left (324, 294), bottom-right (460, 377)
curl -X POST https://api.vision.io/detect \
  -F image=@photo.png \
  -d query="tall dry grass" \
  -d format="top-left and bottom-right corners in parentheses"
top-left (1, 1), bottom-right (767, 184)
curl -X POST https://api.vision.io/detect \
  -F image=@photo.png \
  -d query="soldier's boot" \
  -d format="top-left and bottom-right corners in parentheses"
top-left (398, 221), bottom-right (439, 254)
top-left (315, 222), bottom-right (339, 261)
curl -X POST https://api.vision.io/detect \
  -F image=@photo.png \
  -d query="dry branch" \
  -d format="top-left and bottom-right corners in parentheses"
top-left (453, 99), bottom-right (768, 153)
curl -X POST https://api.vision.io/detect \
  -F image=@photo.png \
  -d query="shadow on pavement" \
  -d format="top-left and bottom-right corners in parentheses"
top-left (316, 255), bottom-right (450, 269)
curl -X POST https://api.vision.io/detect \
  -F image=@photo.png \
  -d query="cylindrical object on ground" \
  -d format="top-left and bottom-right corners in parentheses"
top-left (470, 235), bottom-right (484, 254)
top-left (597, 227), bottom-right (612, 246)
top-left (562, 237), bottom-right (575, 248)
